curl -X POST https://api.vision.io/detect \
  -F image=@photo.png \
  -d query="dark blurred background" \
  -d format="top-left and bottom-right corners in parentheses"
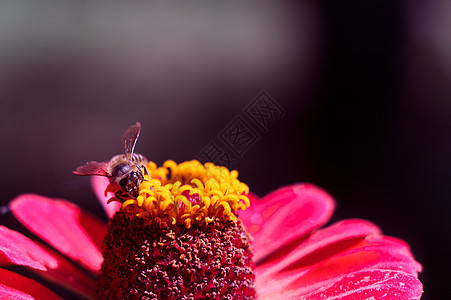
top-left (1, 1), bottom-right (449, 299)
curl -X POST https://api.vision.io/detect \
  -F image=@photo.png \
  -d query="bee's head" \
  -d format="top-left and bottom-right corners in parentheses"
top-left (119, 170), bottom-right (144, 199)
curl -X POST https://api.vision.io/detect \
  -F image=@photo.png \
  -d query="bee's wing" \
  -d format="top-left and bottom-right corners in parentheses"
top-left (73, 161), bottom-right (109, 176)
top-left (122, 122), bottom-right (141, 160)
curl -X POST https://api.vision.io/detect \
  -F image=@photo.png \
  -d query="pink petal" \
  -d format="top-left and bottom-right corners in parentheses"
top-left (344, 236), bottom-right (423, 275)
top-left (289, 241), bottom-right (420, 290)
top-left (258, 234), bottom-right (422, 299)
top-left (10, 194), bottom-right (103, 273)
top-left (0, 226), bottom-right (97, 298)
top-left (0, 284), bottom-right (34, 300)
top-left (78, 208), bottom-right (108, 251)
top-left (240, 183), bottom-right (335, 262)
top-left (0, 226), bottom-right (58, 271)
top-left (260, 269), bottom-right (422, 299)
top-left (34, 243), bottom-right (97, 299)
top-left (92, 176), bottom-right (120, 218)
top-left (0, 268), bottom-right (62, 300)
top-left (245, 192), bottom-right (260, 205)
top-left (256, 219), bottom-right (381, 280)
top-left (256, 269), bottom-right (308, 299)
top-left (303, 269), bottom-right (423, 299)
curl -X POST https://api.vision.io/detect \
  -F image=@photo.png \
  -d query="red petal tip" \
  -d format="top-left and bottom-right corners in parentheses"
top-left (0, 226), bottom-right (58, 271)
top-left (10, 194), bottom-right (103, 273)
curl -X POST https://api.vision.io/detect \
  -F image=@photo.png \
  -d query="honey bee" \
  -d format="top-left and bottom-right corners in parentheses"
top-left (73, 122), bottom-right (148, 201)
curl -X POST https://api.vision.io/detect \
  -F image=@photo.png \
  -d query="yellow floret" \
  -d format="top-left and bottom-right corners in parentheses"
top-left (118, 160), bottom-right (250, 228)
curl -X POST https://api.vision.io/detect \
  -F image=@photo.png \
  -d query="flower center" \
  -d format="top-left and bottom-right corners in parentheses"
top-left (113, 160), bottom-right (250, 228)
top-left (98, 161), bottom-right (256, 299)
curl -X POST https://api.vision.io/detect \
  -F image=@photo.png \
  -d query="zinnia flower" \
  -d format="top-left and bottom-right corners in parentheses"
top-left (0, 160), bottom-right (423, 299)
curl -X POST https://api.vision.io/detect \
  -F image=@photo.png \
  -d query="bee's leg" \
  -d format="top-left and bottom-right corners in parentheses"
top-left (127, 189), bottom-right (139, 200)
top-left (114, 190), bottom-right (124, 202)
top-left (115, 190), bottom-right (129, 202)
